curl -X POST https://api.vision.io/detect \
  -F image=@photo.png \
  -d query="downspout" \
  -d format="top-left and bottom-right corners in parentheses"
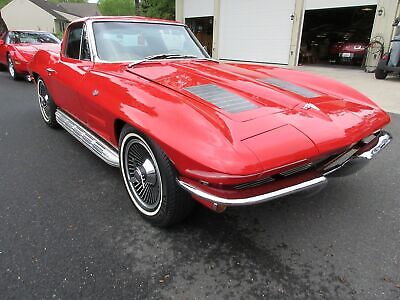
top-left (212, 0), bottom-right (221, 59)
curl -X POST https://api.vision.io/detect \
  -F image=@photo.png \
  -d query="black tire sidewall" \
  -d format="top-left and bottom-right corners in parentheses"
top-left (375, 68), bottom-right (388, 79)
top-left (119, 125), bottom-right (193, 227)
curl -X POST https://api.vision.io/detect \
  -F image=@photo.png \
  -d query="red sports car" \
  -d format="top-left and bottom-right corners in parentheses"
top-left (0, 30), bottom-right (60, 80)
top-left (329, 41), bottom-right (368, 65)
top-left (29, 17), bottom-right (392, 226)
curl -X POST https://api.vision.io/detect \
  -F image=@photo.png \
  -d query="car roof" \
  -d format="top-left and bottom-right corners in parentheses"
top-left (70, 16), bottom-right (184, 26)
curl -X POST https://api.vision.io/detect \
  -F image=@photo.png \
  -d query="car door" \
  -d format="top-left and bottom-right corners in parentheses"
top-left (48, 22), bottom-right (93, 123)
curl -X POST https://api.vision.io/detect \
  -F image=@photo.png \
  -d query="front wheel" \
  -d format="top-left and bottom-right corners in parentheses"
top-left (119, 125), bottom-right (194, 227)
top-left (37, 77), bottom-right (58, 128)
top-left (375, 67), bottom-right (388, 79)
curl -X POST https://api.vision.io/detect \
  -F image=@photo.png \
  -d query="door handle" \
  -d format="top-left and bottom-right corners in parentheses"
top-left (46, 68), bottom-right (56, 75)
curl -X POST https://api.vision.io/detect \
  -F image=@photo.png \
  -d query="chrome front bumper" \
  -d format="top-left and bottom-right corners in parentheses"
top-left (177, 130), bottom-right (392, 207)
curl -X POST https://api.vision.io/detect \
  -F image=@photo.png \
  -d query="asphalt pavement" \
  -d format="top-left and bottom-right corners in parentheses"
top-left (0, 71), bottom-right (399, 299)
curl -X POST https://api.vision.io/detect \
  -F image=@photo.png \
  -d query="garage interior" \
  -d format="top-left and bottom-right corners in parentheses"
top-left (185, 16), bottom-right (214, 56)
top-left (299, 5), bottom-right (377, 67)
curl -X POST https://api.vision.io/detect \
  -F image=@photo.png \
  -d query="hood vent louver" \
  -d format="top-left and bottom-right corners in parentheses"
top-left (260, 77), bottom-right (321, 99)
top-left (184, 84), bottom-right (258, 114)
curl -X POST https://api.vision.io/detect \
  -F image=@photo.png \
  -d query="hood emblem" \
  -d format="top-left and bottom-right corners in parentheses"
top-left (302, 103), bottom-right (320, 111)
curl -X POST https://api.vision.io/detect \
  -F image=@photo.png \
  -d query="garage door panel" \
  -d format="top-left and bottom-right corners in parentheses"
top-left (184, 0), bottom-right (214, 18)
top-left (219, 0), bottom-right (295, 64)
top-left (305, 0), bottom-right (377, 10)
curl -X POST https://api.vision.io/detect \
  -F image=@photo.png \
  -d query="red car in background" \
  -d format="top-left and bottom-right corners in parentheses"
top-left (329, 41), bottom-right (368, 65)
top-left (0, 30), bottom-right (60, 80)
top-left (29, 17), bottom-right (392, 227)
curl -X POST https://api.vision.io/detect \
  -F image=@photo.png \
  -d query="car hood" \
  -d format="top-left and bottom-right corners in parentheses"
top-left (125, 60), bottom-right (389, 156)
top-left (128, 60), bottom-right (337, 121)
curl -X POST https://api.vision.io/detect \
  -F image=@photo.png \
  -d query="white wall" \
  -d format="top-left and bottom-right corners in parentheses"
top-left (1, 0), bottom-right (56, 32)
top-left (184, 0), bottom-right (214, 18)
top-left (305, 0), bottom-right (377, 10)
top-left (219, 0), bottom-right (296, 64)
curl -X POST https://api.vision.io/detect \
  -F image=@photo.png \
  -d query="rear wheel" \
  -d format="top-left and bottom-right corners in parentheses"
top-left (37, 77), bottom-right (58, 128)
top-left (375, 67), bottom-right (388, 79)
top-left (119, 125), bottom-right (194, 227)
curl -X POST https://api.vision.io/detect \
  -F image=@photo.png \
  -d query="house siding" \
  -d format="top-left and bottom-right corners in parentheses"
top-left (1, 0), bottom-right (57, 33)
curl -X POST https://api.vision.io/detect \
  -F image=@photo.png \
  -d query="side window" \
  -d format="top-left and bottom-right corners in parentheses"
top-left (65, 24), bottom-right (83, 59)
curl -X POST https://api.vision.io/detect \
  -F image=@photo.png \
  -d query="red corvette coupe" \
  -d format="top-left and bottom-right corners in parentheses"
top-left (29, 17), bottom-right (392, 226)
top-left (0, 30), bottom-right (60, 80)
top-left (329, 41), bottom-right (368, 65)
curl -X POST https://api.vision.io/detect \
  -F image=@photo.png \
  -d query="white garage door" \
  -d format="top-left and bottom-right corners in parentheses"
top-left (305, 0), bottom-right (377, 10)
top-left (219, 0), bottom-right (296, 64)
top-left (184, 0), bottom-right (214, 18)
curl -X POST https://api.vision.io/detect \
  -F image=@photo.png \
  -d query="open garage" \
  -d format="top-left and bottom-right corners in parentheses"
top-left (300, 3), bottom-right (377, 67)
top-left (176, 0), bottom-right (399, 68)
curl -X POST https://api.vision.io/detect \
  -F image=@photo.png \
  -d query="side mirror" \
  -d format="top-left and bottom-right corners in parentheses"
top-left (0, 40), bottom-right (4, 46)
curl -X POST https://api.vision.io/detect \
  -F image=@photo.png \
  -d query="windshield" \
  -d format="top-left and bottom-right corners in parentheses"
top-left (92, 21), bottom-right (207, 62)
top-left (9, 32), bottom-right (60, 44)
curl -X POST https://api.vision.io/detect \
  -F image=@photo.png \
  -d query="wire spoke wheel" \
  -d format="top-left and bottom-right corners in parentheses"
top-left (8, 56), bottom-right (15, 78)
top-left (121, 133), bottom-right (163, 216)
top-left (37, 79), bottom-right (51, 123)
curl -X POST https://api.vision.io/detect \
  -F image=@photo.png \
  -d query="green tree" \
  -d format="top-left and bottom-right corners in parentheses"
top-left (98, 0), bottom-right (134, 16)
top-left (141, 0), bottom-right (175, 20)
top-left (0, 11), bottom-right (7, 34)
top-left (134, 0), bottom-right (140, 15)
top-left (0, 0), bottom-right (10, 34)
top-left (0, 0), bottom-right (10, 8)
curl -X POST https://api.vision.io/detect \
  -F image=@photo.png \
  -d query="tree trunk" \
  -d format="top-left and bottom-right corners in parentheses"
top-left (134, 0), bottom-right (140, 16)
top-left (0, 11), bottom-right (8, 35)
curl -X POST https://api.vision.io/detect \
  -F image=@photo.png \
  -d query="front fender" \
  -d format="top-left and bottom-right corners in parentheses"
top-left (28, 50), bottom-right (59, 78)
top-left (84, 70), bottom-right (263, 184)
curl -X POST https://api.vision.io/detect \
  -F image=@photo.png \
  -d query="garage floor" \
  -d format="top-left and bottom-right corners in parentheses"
top-left (296, 65), bottom-right (400, 114)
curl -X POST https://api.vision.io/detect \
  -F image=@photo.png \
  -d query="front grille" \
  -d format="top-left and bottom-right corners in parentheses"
top-left (234, 176), bottom-right (275, 190)
top-left (279, 162), bottom-right (313, 177)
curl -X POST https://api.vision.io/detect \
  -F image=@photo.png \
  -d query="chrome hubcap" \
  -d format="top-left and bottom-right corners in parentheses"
top-left (122, 135), bottom-right (162, 214)
top-left (37, 80), bottom-right (51, 122)
top-left (8, 57), bottom-right (15, 78)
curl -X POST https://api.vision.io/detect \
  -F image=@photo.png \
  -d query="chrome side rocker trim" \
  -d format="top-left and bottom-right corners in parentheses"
top-left (55, 109), bottom-right (119, 167)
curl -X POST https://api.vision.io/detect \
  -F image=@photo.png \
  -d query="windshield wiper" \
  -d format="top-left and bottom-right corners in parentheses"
top-left (127, 54), bottom-right (198, 68)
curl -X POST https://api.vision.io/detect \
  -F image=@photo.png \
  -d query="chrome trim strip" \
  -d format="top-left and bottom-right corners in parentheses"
top-left (323, 130), bottom-right (392, 176)
top-left (177, 177), bottom-right (327, 206)
top-left (358, 131), bottom-right (392, 160)
top-left (55, 110), bottom-right (119, 167)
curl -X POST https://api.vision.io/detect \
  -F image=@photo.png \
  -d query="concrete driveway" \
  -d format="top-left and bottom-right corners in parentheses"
top-left (297, 65), bottom-right (400, 114)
